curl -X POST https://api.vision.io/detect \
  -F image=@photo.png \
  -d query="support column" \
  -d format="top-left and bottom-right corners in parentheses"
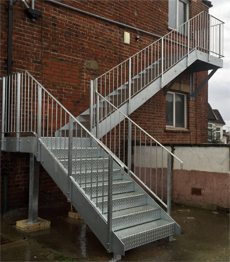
top-left (16, 154), bottom-right (50, 232)
top-left (28, 153), bottom-right (39, 224)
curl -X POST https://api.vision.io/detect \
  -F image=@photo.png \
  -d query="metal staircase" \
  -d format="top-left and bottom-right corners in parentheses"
top-left (1, 11), bottom-right (224, 261)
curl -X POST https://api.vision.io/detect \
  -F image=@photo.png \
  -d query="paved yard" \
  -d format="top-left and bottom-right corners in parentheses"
top-left (1, 204), bottom-right (229, 261)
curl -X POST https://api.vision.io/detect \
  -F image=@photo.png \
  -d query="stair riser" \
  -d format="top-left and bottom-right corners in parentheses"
top-left (122, 223), bottom-right (174, 251)
top-left (96, 194), bottom-right (147, 212)
top-left (113, 209), bottom-right (161, 231)
top-left (83, 182), bottom-right (134, 198)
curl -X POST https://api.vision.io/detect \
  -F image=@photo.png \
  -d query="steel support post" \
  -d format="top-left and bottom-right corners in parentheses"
top-left (90, 79), bottom-right (94, 133)
top-left (167, 153), bottom-right (171, 216)
top-left (28, 153), bottom-right (39, 224)
top-left (128, 58), bottom-right (131, 114)
top-left (1, 77), bottom-right (6, 151)
top-left (107, 155), bottom-right (113, 253)
top-left (127, 121), bottom-right (132, 176)
top-left (161, 37), bottom-right (164, 88)
top-left (68, 116), bottom-right (73, 202)
top-left (219, 24), bottom-right (222, 58)
top-left (187, 20), bottom-right (190, 67)
top-left (37, 86), bottom-right (42, 160)
top-left (16, 73), bottom-right (21, 151)
top-left (208, 14), bottom-right (211, 62)
top-left (96, 79), bottom-right (99, 139)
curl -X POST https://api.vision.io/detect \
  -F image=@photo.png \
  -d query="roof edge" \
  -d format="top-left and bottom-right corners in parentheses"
top-left (202, 0), bottom-right (213, 8)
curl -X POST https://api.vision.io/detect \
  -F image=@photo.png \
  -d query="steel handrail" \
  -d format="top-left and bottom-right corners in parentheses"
top-left (95, 11), bottom-right (224, 80)
top-left (96, 91), bottom-right (183, 168)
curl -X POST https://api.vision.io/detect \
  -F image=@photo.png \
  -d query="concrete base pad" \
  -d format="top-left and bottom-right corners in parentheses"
top-left (68, 211), bottom-right (83, 220)
top-left (16, 217), bottom-right (50, 232)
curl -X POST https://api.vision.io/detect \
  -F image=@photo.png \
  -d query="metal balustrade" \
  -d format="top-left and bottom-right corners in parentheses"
top-left (1, 71), bottom-right (125, 250)
top-left (92, 11), bottom-right (224, 121)
top-left (92, 91), bottom-right (183, 212)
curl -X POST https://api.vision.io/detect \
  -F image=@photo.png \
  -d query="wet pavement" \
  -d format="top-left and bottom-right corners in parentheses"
top-left (1, 204), bottom-right (229, 261)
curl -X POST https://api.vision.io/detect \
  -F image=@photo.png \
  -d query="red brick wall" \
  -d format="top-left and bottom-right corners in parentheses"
top-left (130, 69), bottom-right (208, 144)
top-left (0, 0), bottom-right (210, 211)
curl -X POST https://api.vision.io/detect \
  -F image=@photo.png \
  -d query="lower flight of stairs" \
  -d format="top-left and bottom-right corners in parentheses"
top-left (40, 137), bottom-right (180, 256)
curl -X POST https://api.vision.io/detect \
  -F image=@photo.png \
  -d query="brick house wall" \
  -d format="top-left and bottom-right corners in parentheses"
top-left (0, 0), bottom-right (210, 212)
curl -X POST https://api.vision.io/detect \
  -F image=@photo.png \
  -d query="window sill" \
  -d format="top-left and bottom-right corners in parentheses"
top-left (165, 127), bottom-right (190, 133)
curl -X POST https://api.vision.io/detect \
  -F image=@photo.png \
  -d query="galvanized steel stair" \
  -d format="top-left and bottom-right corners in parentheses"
top-left (39, 136), bottom-right (180, 256)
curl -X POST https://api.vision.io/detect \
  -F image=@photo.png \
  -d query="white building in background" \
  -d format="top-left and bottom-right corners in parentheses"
top-left (208, 103), bottom-right (226, 143)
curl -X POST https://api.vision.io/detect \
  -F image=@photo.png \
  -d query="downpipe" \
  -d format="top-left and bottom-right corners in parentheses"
top-left (3, 0), bottom-right (13, 214)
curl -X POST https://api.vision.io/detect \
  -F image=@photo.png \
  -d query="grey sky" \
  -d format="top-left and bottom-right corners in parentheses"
top-left (209, 0), bottom-right (230, 130)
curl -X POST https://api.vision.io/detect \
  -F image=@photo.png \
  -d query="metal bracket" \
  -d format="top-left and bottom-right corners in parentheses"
top-left (190, 68), bottom-right (218, 99)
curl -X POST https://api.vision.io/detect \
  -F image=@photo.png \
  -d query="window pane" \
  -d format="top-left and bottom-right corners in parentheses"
top-left (178, 0), bottom-right (187, 34)
top-left (169, 0), bottom-right (177, 28)
top-left (179, 0), bottom-right (187, 26)
top-left (166, 93), bottom-right (174, 126)
top-left (175, 94), bottom-right (185, 127)
top-left (216, 132), bottom-right (221, 140)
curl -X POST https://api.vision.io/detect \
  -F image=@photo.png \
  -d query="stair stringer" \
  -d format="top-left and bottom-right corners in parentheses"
top-left (70, 177), bottom-right (125, 256)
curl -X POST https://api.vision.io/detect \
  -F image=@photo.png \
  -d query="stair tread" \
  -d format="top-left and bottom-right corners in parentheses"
top-left (111, 205), bottom-right (159, 219)
top-left (52, 147), bottom-right (99, 150)
top-left (94, 191), bottom-right (144, 203)
top-left (115, 219), bottom-right (174, 238)
top-left (82, 179), bottom-right (132, 188)
top-left (60, 157), bottom-right (108, 162)
top-left (72, 168), bottom-right (121, 175)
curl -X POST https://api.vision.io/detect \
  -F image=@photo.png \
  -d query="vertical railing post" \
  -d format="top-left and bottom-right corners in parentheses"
top-left (37, 85), bottom-right (42, 160)
top-left (167, 153), bottom-right (172, 216)
top-left (96, 79), bottom-right (99, 139)
top-left (16, 73), bottom-right (21, 151)
top-left (1, 77), bottom-right (6, 151)
top-left (127, 58), bottom-right (132, 175)
top-left (161, 37), bottom-right (164, 88)
top-left (128, 121), bottom-right (132, 176)
top-left (68, 116), bottom-right (73, 202)
top-left (107, 155), bottom-right (113, 253)
top-left (219, 23), bottom-right (222, 58)
top-left (208, 14), bottom-right (211, 62)
top-left (90, 79), bottom-right (94, 133)
top-left (187, 20), bottom-right (190, 67)
top-left (128, 58), bottom-right (131, 114)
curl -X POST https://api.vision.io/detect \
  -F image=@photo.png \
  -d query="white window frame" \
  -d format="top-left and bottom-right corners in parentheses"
top-left (168, 0), bottom-right (189, 30)
top-left (166, 91), bottom-right (187, 129)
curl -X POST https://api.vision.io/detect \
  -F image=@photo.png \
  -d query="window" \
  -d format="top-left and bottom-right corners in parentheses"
top-left (166, 92), bottom-right (187, 128)
top-left (216, 127), bottom-right (221, 141)
top-left (168, 0), bottom-right (189, 29)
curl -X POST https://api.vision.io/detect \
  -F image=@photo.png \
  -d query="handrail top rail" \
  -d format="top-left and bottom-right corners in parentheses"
top-left (94, 11), bottom-right (224, 80)
top-left (2, 70), bottom-right (125, 168)
top-left (96, 91), bottom-right (183, 168)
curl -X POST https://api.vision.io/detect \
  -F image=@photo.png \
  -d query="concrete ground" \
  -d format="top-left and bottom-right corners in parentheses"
top-left (1, 204), bottom-right (229, 262)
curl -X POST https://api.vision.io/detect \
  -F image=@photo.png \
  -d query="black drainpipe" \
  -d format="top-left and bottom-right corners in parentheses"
top-left (3, 0), bottom-right (13, 214)
top-left (7, 0), bottom-right (13, 75)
